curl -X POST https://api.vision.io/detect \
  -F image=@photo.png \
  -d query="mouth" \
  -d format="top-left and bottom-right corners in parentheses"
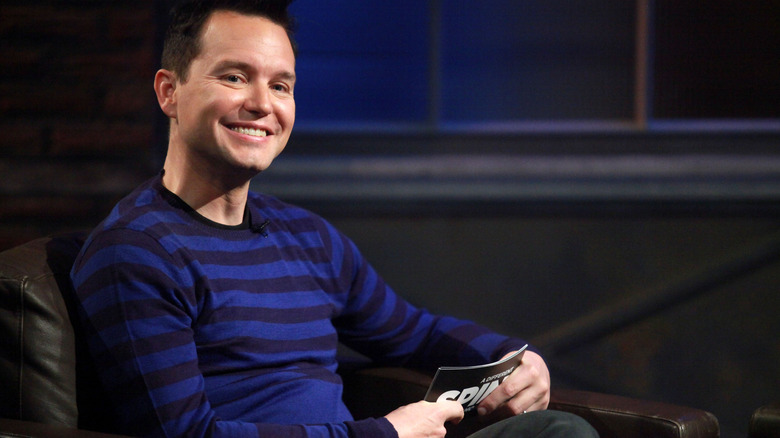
top-left (229, 126), bottom-right (268, 137)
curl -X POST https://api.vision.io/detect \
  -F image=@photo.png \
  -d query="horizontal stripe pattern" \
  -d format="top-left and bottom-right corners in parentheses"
top-left (71, 175), bottom-right (527, 438)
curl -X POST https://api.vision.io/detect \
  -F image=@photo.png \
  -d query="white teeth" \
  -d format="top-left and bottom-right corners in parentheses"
top-left (231, 126), bottom-right (267, 137)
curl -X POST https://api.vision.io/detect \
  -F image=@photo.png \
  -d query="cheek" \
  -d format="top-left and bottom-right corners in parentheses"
top-left (182, 89), bottom-right (236, 123)
top-left (280, 100), bottom-right (295, 127)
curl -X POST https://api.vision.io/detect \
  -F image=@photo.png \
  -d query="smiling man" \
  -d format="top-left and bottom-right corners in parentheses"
top-left (70, 1), bottom-right (598, 438)
top-left (156, 7), bottom-right (296, 225)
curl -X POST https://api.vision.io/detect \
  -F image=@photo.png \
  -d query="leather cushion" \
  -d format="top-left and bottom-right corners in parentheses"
top-left (0, 233), bottom-right (86, 427)
top-left (750, 403), bottom-right (780, 438)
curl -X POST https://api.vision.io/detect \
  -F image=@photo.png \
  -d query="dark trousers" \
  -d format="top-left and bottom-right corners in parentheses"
top-left (467, 410), bottom-right (599, 438)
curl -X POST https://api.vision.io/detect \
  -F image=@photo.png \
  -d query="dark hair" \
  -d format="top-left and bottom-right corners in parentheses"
top-left (161, 0), bottom-right (296, 82)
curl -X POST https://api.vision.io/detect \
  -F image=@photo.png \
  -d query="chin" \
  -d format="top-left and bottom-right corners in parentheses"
top-left (228, 151), bottom-right (278, 174)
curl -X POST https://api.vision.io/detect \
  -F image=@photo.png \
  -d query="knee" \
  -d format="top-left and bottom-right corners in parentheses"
top-left (538, 410), bottom-right (599, 438)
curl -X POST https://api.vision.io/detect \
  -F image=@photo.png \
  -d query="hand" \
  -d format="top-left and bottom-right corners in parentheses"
top-left (385, 400), bottom-right (464, 438)
top-left (476, 350), bottom-right (551, 420)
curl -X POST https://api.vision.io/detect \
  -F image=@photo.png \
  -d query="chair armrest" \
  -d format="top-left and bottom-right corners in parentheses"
top-left (341, 367), bottom-right (719, 438)
top-left (550, 388), bottom-right (719, 438)
top-left (0, 418), bottom-right (131, 438)
top-left (749, 402), bottom-right (780, 438)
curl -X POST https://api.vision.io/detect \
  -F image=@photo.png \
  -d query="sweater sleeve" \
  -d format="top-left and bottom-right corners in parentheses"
top-left (324, 221), bottom-right (530, 372)
top-left (71, 228), bottom-right (397, 438)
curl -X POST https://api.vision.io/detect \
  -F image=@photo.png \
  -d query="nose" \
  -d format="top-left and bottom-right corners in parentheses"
top-left (244, 84), bottom-right (273, 116)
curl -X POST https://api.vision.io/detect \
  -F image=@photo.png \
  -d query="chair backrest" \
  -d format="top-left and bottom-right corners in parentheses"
top-left (0, 232), bottom-right (105, 429)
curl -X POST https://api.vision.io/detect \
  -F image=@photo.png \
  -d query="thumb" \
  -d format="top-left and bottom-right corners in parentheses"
top-left (438, 400), bottom-right (465, 425)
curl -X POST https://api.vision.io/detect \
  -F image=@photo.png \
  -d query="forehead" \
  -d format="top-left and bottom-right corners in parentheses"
top-left (196, 10), bottom-right (295, 67)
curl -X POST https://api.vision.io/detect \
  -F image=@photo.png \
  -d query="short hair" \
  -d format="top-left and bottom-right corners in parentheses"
top-left (161, 0), bottom-right (296, 82)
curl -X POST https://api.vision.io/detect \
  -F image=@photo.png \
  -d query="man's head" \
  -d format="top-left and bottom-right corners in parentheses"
top-left (162, 0), bottom-right (296, 83)
top-left (154, 1), bottom-right (297, 186)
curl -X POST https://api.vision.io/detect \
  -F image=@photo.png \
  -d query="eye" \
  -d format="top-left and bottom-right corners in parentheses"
top-left (224, 74), bottom-right (246, 84)
top-left (271, 83), bottom-right (292, 94)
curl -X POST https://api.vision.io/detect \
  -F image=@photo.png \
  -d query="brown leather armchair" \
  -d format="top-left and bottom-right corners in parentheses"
top-left (749, 403), bottom-right (780, 438)
top-left (0, 233), bottom-right (720, 438)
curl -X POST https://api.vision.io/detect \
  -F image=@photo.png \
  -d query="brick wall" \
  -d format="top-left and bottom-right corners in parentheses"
top-left (0, 2), bottom-right (161, 250)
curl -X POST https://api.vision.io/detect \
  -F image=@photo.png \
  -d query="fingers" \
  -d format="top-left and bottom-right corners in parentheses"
top-left (477, 351), bottom-right (551, 418)
top-left (438, 400), bottom-right (466, 424)
top-left (385, 400), bottom-right (465, 438)
top-left (500, 378), bottom-right (549, 415)
top-left (476, 372), bottom-right (530, 417)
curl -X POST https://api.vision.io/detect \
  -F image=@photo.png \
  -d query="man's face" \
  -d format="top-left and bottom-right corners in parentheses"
top-left (169, 10), bottom-right (296, 179)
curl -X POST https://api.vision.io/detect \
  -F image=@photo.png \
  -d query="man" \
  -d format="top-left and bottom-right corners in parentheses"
top-left (70, 1), bottom-right (598, 437)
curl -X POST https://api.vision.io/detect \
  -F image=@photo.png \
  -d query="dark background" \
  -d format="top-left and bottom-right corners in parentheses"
top-left (1, 1), bottom-right (779, 437)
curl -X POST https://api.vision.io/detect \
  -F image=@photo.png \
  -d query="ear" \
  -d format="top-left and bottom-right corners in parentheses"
top-left (154, 69), bottom-right (179, 119)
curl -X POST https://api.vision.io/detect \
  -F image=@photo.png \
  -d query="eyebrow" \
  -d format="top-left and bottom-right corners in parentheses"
top-left (213, 60), bottom-right (296, 82)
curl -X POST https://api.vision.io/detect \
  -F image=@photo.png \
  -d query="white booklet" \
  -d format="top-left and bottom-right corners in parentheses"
top-left (424, 344), bottom-right (528, 415)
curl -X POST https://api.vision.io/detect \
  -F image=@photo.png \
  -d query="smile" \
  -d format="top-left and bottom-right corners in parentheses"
top-left (230, 126), bottom-right (267, 137)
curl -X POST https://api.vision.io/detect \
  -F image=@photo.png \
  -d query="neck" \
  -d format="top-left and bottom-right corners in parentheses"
top-left (162, 149), bottom-right (251, 227)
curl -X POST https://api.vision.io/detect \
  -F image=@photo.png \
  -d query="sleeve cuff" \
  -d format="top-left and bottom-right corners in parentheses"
top-left (346, 417), bottom-right (398, 438)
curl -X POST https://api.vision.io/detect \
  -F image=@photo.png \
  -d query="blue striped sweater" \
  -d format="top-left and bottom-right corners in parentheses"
top-left (70, 174), bottom-right (528, 438)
